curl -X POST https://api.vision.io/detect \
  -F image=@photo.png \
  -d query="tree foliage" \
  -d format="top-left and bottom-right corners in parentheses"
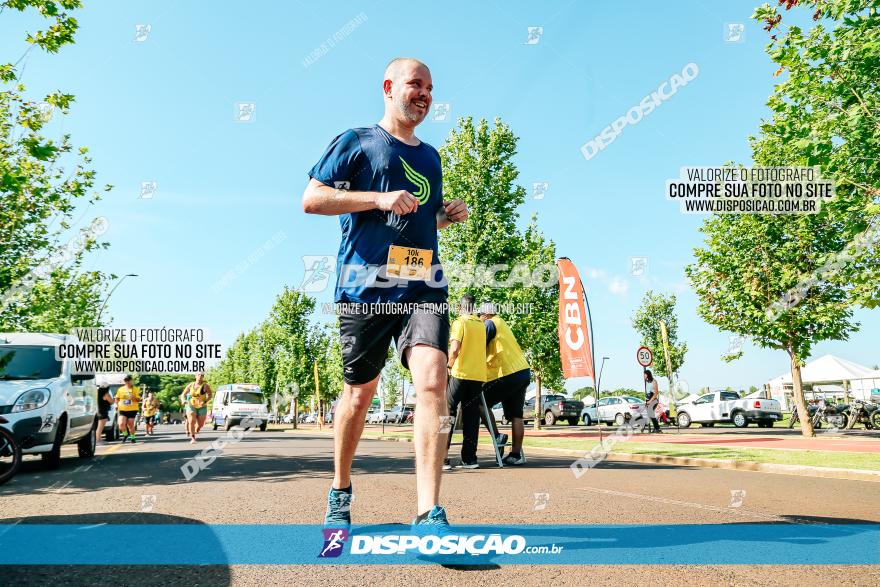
top-left (439, 117), bottom-right (562, 390)
top-left (1, 0), bottom-right (112, 331)
top-left (688, 0), bottom-right (880, 437)
top-left (206, 287), bottom-right (343, 410)
top-left (630, 291), bottom-right (688, 380)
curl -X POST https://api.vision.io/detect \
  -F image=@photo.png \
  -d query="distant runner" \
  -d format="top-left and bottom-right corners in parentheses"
top-left (115, 375), bottom-right (141, 443)
top-left (142, 392), bottom-right (159, 436)
top-left (181, 373), bottom-right (212, 443)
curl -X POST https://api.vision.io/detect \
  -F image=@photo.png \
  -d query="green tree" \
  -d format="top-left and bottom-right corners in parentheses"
top-left (439, 117), bottom-right (526, 304)
top-left (381, 354), bottom-right (403, 409)
top-left (752, 0), bottom-right (880, 308)
top-left (572, 386), bottom-right (595, 401)
top-left (631, 291), bottom-right (688, 386)
top-left (439, 118), bottom-right (562, 426)
top-left (1, 0), bottom-right (113, 331)
top-left (610, 387), bottom-right (641, 398)
top-left (688, 1), bottom-right (879, 438)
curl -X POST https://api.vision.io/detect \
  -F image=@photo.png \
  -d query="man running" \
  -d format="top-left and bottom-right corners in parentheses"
top-left (302, 57), bottom-right (468, 531)
top-left (180, 373), bottom-right (212, 443)
top-left (115, 375), bottom-right (141, 443)
top-left (142, 392), bottom-right (159, 436)
top-left (480, 303), bottom-right (531, 465)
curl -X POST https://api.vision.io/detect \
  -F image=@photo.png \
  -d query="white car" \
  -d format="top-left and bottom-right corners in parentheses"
top-left (676, 390), bottom-right (783, 428)
top-left (581, 396), bottom-right (646, 426)
top-left (0, 333), bottom-right (98, 469)
top-left (367, 409), bottom-right (387, 424)
top-left (211, 383), bottom-right (270, 431)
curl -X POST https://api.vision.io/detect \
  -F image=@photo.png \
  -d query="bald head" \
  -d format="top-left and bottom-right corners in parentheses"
top-left (384, 57), bottom-right (430, 82)
top-left (382, 57), bottom-right (432, 126)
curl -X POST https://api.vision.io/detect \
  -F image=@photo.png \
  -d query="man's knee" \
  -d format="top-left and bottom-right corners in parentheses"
top-left (345, 385), bottom-right (376, 414)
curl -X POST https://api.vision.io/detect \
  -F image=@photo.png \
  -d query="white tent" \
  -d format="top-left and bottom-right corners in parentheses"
top-left (850, 369), bottom-right (880, 402)
top-left (766, 354), bottom-right (877, 409)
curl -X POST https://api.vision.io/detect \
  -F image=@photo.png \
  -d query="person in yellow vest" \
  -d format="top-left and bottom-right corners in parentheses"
top-left (480, 303), bottom-right (531, 465)
top-left (142, 392), bottom-right (159, 436)
top-left (443, 294), bottom-right (487, 469)
top-left (180, 373), bottom-right (213, 443)
top-left (115, 375), bottom-right (142, 443)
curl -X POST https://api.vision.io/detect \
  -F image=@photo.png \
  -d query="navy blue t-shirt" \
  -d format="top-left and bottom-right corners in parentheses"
top-left (308, 124), bottom-right (448, 303)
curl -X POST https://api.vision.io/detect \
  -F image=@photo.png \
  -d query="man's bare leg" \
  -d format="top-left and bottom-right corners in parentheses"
top-left (511, 417), bottom-right (525, 454)
top-left (332, 375), bottom-right (379, 490)
top-left (406, 344), bottom-right (448, 516)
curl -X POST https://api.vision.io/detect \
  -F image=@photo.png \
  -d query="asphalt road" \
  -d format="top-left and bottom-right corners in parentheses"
top-left (1, 425), bottom-right (878, 586)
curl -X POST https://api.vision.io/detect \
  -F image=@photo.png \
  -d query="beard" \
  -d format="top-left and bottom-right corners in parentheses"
top-left (394, 94), bottom-right (426, 123)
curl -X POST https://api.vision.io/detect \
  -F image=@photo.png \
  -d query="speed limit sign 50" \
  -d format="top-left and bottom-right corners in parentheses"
top-left (637, 346), bottom-right (653, 367)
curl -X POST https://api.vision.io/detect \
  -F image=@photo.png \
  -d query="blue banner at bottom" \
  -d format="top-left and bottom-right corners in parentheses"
top-left (0, 524), bottom-right (877, 565)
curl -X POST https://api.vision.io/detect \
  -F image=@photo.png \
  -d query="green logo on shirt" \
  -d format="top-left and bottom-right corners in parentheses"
top-left (399, 156), bottom-right (431, 204)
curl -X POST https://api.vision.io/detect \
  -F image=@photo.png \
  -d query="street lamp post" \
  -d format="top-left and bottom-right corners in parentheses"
top-left (596, 356), bottom-right (609, 443)
top-left (98, 273), bottom-right (138, 322)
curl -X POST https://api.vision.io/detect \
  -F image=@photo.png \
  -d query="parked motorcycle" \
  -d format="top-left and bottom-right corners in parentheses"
top-left (844, 399), bottom-right (877, 430)
top-left (811, 399), bottom-right (848, 430)
top-left (788, 404), bottom-right (817, 429)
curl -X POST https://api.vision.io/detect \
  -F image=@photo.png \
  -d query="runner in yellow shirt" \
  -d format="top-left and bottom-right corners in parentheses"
top-left (142, 392), bottom-right (159, 436)
top-left (180, 372), bottom-right (213, 443)
top-left (115, 375), bottom-right (142, 444)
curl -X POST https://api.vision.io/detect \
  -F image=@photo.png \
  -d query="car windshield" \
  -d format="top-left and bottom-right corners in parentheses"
top-left (624, 397), bottom-right (644, 404)
top-left (545, 395), bottom-right (565, 401)
top-left (0, 346), bottom-right (62, 380)
top-left (230, 391), bottom-right (263, 404)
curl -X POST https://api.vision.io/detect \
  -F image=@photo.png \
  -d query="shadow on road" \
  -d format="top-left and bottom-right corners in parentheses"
top-left (0, 433), bottom-right (418, 495)
top-left (0, 512), bottom-right (231, 587)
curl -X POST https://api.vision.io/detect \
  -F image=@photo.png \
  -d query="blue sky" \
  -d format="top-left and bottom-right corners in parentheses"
top-left (2, 0), bottom-right (877, 393)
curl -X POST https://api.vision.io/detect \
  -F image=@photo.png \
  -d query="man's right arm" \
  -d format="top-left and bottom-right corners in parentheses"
top-left (301, 178), bottom-right (420, 216)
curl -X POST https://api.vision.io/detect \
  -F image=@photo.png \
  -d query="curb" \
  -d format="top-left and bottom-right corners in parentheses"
top-left (518, 445), bottom-right (880, 484)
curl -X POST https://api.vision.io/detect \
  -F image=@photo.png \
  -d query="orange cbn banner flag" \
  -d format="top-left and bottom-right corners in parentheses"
top-left (556, 258), bottom-right (595, 379)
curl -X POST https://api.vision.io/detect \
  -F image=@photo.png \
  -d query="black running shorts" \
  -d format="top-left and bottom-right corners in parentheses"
top-left (483, 368), bottom-right (531, 420)
top-left (338, 296), bottom-right (449, 385)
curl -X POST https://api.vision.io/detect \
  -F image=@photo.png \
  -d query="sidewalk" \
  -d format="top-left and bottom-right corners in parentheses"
top-left (520, 428), bottom-right (880, 453)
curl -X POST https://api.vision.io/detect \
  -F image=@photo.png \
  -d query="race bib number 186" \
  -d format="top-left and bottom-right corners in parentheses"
top-left (386, 245), bottom-right (432, 281)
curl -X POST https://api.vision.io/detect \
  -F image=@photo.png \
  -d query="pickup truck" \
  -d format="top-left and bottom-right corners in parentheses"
top-left (523, 394), bottom-right (584, 426)
top-left (675, 391), bottom-right (782, 428)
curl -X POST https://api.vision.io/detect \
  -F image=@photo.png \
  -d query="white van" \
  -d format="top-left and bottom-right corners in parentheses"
top-left (0, 333), bottom-right (98, 468)
top-left (211, 383), bottom-right (269, 431)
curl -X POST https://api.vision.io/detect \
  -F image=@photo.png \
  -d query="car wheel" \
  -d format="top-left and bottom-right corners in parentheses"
top-left (613, 413), bottom-right (625, 426)
top-left (544, 411), bottom-right (556, 426)
top-left (567, 418), bottom-right (577, 426)
top-left (213, 422), bottom-right (218, 431)
top-left (732, 411), bottom-right (749, 428)
top-left (677, 412), bottom-right (691, 428)
top-left (762, 420), bottom-right (774, 428)
top-left (225, 419), bottom-right (234, 431)
top-left (77, 418), bottom-right (97, 458)
top-left (582, 414), bottom-right (592, 426)
top-left (259, 423), bottom-right (267, 432)
top-left (42, 416), bottom-right (66, 470)
top-left (871, 412), bottom-right (880, 429)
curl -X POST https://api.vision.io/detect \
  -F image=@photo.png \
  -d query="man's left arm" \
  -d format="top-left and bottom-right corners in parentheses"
top-left (437, 199), bottom-right (468, 230)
